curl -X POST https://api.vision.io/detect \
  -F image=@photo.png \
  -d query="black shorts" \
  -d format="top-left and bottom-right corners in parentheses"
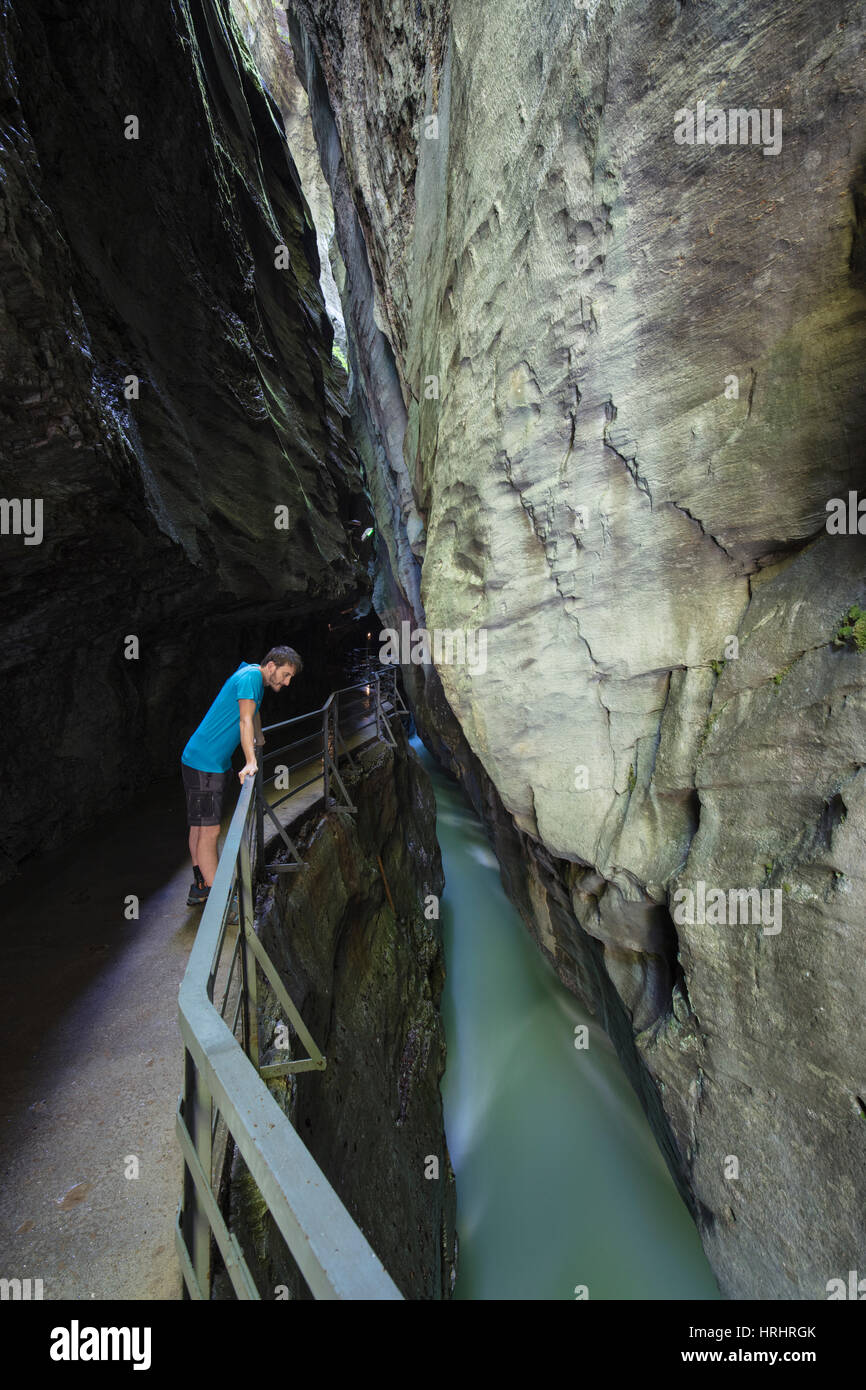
top-left (182, 764), bottom-right (230, 826)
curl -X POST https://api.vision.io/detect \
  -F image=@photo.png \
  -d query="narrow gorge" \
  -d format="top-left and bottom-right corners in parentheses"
top-left (0, 0), bottom-right (864, 1312)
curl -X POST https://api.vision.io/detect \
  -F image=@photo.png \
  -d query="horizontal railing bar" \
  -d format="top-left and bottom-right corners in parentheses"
top-left (260, 1058), bottom-right (324, 1078)
top-left (262, 730), bottom-right (322, 760)
top-left (261, 705), bottom-right (374, 769)
top-left (261, 708), bottom-right (326, 734)
top-left (262, 725), bottom-right (377, 807)
top-left (263, 757), bottom-right (321, 787)
top-left (269, 773), bottom-right (322, 806)
top-left (260, 743), bottom-right (314, 768)
top-left (261, 675), bottom-right (388, 736)
top-left (269, 746), bottom-right (322, 772)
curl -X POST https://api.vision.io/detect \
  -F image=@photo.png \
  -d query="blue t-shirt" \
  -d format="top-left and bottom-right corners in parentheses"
top-left (182, 663), bottom-right (265, 773)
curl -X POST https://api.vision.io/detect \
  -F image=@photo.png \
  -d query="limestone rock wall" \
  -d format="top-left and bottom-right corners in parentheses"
top-left (285, 0), bottom-right (866, 1297)
top-left (0, 0), bottom-right (371, 880)
top-left (227, 733), bottom-right (456, 1299)
top-left (229, 0), bottom-right (348, 357)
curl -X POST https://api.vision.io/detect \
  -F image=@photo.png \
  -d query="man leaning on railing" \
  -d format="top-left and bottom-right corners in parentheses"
top-left (180, 646), bottom-right (303, 907)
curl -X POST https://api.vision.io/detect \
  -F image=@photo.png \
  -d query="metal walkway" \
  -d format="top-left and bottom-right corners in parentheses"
top-left (176, 668), bottom-right (411, 1299)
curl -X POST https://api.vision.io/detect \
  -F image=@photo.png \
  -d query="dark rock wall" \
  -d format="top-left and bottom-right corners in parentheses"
top-left (284, 0), bottom-right (866, 1297)
top-left (0, 0), bottom-right (371, 880)
top-left (227, 732), bottom-right (456, 1299)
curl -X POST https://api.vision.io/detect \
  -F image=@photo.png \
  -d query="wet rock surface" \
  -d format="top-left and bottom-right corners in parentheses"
top-left (287, 0), bottom-right (866, 1295)
top-left (0, 0), bottom-right (371, 880)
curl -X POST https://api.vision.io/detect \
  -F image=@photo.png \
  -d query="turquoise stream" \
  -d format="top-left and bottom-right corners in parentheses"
top-left (412, 737), bottom-right (721, 1301)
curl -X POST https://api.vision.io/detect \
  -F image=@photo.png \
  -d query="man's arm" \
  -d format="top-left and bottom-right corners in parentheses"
top-left (238, 699), bottom-right (258, 783)
top-left (253, 708), bottom-right (264, 747)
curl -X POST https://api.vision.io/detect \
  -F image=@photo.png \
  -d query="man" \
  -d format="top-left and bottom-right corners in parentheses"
top-left (181, 646), bottom-right (303, 906)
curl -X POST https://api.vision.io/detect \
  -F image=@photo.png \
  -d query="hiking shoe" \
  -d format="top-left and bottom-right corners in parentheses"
top-left (187, 882), bottom-right (210, 907)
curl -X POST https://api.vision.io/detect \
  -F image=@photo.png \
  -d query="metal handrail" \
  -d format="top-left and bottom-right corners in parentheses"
top-left (255, 670), bottom-right (405, 872)
top-left (262, 678), bottom-right (375, 734)
top-left (176, 665), bottom-right (409, 1300)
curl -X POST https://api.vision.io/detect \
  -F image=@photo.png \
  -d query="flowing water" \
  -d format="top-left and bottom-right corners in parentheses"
top-left (412, 737), bottom-right (721, 1301)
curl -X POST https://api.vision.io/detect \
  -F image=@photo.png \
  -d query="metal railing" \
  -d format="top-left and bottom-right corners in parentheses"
top-left (175, 666), bottom-right (410, 1300)
top-left (254, 670), bottom-right (407, 871)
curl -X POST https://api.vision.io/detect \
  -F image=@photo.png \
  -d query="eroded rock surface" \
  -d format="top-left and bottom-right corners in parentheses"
top-left (0, 0), bottom-right (370, 878)
top-left (230, 0), bottom-right (347, 357)
top-left (286, 0), bottom-right (866, 1296)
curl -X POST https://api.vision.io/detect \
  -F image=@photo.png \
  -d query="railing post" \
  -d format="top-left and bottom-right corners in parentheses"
top-left (238, 822), bottom-right (259, 1070)
top-left (181, 1047), bottom-right (212, 1298)
top-left (322, 703), bottom-right (331, 807)
top-left (254, 744), bottom-right (265, 882)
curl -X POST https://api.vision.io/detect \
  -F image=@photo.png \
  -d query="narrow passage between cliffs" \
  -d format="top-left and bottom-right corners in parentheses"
top-left (412, 737), bottom-right (721, 1300)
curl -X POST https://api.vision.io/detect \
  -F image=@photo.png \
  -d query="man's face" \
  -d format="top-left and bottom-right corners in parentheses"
top-left (265, 662), bottom-right (295, 692)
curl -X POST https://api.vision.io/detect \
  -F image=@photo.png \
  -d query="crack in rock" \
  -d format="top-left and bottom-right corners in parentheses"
top-left (602, 398), bottom-right (652, 505)
top-left (667, 499), bottom-right (736, 564)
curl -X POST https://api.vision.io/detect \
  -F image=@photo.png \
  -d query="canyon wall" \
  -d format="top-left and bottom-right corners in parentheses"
top-left (230, 0), bottom-right (348, 359)
top-left (225, 733), bottom-right (457, 1298)
top-left (0, 0), bottom-right (370, 880)
top-left (281, 0), bottom-right (866, 1297)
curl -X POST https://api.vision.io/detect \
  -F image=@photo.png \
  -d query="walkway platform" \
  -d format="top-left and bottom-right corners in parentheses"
top-left (0, 710), bottom-right (380, 1300)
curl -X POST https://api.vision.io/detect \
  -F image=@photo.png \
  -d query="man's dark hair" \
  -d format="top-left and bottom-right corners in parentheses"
top-left (262, 645), bottom-right (303, 673)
